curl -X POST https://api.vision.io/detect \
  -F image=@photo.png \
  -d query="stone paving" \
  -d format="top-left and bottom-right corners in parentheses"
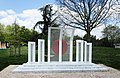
top-left (0, 65), bottom-right (120, 78)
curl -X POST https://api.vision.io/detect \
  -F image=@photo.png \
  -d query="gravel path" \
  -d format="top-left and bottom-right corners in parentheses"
top-left (0, 65), bottom-right (120, 78)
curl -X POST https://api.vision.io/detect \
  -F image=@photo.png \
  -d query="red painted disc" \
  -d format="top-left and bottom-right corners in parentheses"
top-left (52, 40), bottom-right (67, 55)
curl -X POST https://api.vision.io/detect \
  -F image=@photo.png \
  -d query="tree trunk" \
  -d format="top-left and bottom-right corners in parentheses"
top-left (86, 30), bottom-right (91, 42)
top-left (14, 45), bottom-right (16, 56)
top-left (9, 45), bottom-right (12, 56)
top-left (18, 41), bottom-right (21, 56)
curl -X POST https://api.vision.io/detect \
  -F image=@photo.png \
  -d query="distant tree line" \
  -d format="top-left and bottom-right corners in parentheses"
top-left (73, 25), bottom-right (120, 47)
top-left (0, 23), bottom-right (40, 46)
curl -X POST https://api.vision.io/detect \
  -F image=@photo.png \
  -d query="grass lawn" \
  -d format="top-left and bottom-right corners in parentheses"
top-left (0, 46), bottom-right (120, 71)
top-left (0, 46), bottom-right (28, 71)
top-left (93, 47), bottom-right (120, 70)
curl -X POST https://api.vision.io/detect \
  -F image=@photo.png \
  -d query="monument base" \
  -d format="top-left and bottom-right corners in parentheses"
top-left (13, 62), bottom-right (108, 72)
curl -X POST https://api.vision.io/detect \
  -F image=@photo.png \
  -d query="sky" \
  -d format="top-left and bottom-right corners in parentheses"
top-left (0, 0), bottom-right (55, 13)
top-left (0, 0), bottom-right (56, 30)
top-left (0, 0), bottom-right (112, 39)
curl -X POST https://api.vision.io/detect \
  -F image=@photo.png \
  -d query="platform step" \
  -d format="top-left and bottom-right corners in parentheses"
top-left (13, 63), bottom-right (108, 72)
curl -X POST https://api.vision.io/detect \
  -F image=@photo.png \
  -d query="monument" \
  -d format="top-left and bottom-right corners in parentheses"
top-left (13, 27), bottom-right (107, 72)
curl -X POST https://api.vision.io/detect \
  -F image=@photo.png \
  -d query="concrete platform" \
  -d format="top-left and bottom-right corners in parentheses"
top-left (13, 62), bottom-right (107, 72)
top-left (0, 65), bottom-right (120, 78)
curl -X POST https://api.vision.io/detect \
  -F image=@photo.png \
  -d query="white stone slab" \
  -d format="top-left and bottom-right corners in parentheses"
top-left (13, 63), bottom-right (108, 72)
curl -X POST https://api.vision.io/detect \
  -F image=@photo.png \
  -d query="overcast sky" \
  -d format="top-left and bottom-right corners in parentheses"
top-left (0, 0), bottom-right (114, 39)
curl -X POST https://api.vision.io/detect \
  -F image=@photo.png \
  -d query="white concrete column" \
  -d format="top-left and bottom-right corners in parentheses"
top-left (28, 42), bottom-right (35, 63)
top-left (70, 39), bottom-right (73, 62)
top-left (87, 43), bottom-right (92, 63)
top-left (38, 39), bottom-right (45, 63)
top-left (80, 40), bottom-right (84, 62)
top-left (48, 28), bottom-right (51, 62)
top-left (59, 28), bottom-right (62, 62)
top-left (76, 40), bottom-right (79, 62)
top-left (42, 40), bottom-right (45, 63)
top-left (76, 40), bottom-right (84, 62)
top-left (70, 30), bottom-right (74, 62)
top-left (84, 41), bottom-right (87, 62)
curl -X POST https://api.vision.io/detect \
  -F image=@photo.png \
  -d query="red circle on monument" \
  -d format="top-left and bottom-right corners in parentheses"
top-left (52, 40), bottom-right (67, 55)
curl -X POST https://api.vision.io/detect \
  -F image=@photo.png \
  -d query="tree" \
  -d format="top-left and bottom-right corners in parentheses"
top-left (4, 25), bottom-right (14, 42)
top-left (0, 24), bottom-right (5, 41)
top-left (83, 34), bottom-right (97, 44)
top-left (102, 25), bottom-right (120, 46)
top-left (57, 0), bottom-right (115, 42)
top-left (73, 35), bottom-right (82, 41)
top-left (99, 37), bottom-right (111, 47)
top-left (17, 26), bottom-right (32, 44)
top-left (4, 24), bottom-right (33, 56)
top-left (5, 25), bottom-right (33, 44)
top-left (34, 4), bottom-right (59, 35)
top-left (108, 0), bottom-right (120, 25)
top-left (73, 35), bottom-right (82, 46)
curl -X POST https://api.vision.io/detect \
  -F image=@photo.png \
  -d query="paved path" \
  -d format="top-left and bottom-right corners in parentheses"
top-left (0, 65), bottom-right (120, 78)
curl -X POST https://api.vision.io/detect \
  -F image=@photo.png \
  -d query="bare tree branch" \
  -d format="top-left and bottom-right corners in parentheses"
top-left (57, 0), bottom-right (115, 41)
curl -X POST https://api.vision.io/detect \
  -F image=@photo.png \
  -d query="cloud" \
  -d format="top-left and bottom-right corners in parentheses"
top-left (18, 9), bottom-right (41, 18)
top-left (74, 25), bottom-right (105, 39)
top-left (74, 29), bottom-right (86, 38)
top-left (0, 11), bottom-right (9, 17)
top-left (0, 9), bottom-right (42, 29)
top-left (0, 9), bottom-right (16, 18)
top-left (91, 26), bottom-right (105, 39)
top-left (0, 10), bottom-right (16, 25)
top-left (17, 9), bottom-right (42, 29)
top-left (6, 9), bottom-right (16, 15)
top-left (0, 15), bottom-right (15, 25)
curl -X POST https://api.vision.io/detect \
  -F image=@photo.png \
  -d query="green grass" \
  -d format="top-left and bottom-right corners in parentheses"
top-left (93, 47), bottom-right (120, 70)
top-left (0, 46), bottom-right (120, 71)
top-left (0, 46), bottom-right (28, 71)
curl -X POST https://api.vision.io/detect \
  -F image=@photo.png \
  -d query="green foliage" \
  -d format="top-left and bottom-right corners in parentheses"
top-left (73, 35), bottom-right (83, 46)
top-left (4, 25), bottom-right (15, 42)
top-left (102, 25), bottom-right (120, 46)
top-left (0, 24), bottom-right (5, 41)
top-left (17, 26), bottom-right (32, 44)
top-left (3, 25), bottom-right (33, 45)
top-left (73, 35), bottom-right (82, 41)
top-left (83, 34), bottom-right (98, 45)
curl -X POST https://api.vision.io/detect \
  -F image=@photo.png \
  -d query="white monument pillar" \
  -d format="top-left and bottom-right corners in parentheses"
top-left (38, 39), bottom-right (45, 63)
top-left (48, 28), bottom-right (51, 62)
top-left (84, 41), bottom-right (87, 62)
top-left (76, 40), bottom-right (84, 62)
top-left (28, 42), bottom-right (35, 63)
top-left (80, 41), bottom-right (84, 62)
top-left (76, 40), bottom-right (92, 63)
top-left (86, 43), bottom-right (92, 63)
top-left (70, 30), bottom-right (74, 62)
top-left (59, 28), bottom-right (63, 62)
top-left (76, 40), bottom-right (79, 62)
